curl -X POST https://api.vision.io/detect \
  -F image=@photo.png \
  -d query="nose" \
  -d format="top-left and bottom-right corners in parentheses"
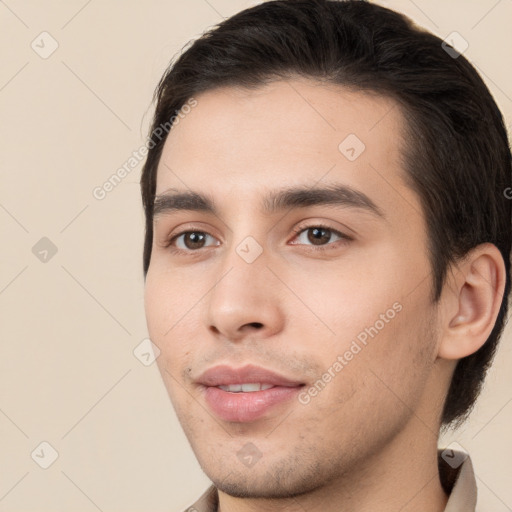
top-left (205, 244), bottom-right (285, 343)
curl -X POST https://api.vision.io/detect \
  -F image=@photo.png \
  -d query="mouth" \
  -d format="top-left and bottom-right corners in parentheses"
top-left (197, 365), bottom-right (305, 423)
top-left (218, 383), bottom-right (279, 392)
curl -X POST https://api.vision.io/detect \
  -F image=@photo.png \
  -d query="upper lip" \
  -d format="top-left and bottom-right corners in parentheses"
top-left (197, 364), bottom-right (304, 387)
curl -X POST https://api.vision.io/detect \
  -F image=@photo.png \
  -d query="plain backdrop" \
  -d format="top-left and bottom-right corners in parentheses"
top-left (1, 0), bottom-right (511, 510)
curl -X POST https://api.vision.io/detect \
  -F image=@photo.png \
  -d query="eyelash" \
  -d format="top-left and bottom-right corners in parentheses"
top-left (289, 223), bottom-right (351, 251)
top-left (163, 223), bottom-right (352, 255)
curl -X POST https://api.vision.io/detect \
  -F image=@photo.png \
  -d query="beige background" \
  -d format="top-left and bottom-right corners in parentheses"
top-left (1, 0), bottom-right (511, 510)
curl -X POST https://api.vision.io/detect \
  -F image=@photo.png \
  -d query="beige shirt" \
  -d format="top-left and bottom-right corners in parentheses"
top-left (181, 450), bottom-right (477, 512)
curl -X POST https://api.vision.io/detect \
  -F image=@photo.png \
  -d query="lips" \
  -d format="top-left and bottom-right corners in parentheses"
top-left (198, 364), bottom-right (303, 388)
top-left (197, 364), bottom-right (304, 423)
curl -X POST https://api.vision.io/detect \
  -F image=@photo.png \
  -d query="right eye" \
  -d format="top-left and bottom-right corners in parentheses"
top-left (167, 230), bottom-right (220, 252)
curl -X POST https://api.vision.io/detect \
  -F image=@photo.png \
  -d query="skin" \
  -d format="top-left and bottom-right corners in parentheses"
top-left (144, 78), bottom-right (505, 512)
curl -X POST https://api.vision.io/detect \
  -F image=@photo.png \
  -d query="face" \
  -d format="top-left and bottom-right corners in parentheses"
top-left (144, 79), bottom-right (444, 499)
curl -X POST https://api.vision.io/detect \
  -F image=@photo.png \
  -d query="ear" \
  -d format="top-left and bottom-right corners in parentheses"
top-left (437, 243), bottom-right (507, 360)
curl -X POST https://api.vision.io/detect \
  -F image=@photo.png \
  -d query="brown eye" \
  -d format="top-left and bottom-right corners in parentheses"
top-left (182, 232), bottom-right (207, 249)
top-left (170, 231), bottom-right (218, 251)
top-left (298, 226), bottom-right (339, 246)
top-left (307, 227), bottom-right (332, 245)
top-left (291, 224), bottom-right (349, 249)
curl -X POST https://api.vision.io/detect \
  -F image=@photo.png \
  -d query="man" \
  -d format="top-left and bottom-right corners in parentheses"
top-left (140, 1), bottom-right (511, 510)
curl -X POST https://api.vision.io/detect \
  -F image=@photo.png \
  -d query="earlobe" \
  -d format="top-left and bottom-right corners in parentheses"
top-left (438, 243), bottom-right (506, 361)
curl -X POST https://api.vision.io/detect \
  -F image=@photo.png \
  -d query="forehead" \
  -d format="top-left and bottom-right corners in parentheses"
top-left (155, 78), bottom-right (420, 222)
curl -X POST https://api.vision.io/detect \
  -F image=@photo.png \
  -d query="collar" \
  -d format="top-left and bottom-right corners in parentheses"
top-left (441, 450), bottom-right (477, 511)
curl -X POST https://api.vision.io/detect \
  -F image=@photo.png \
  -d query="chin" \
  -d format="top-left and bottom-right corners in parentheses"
top-left (200, 456), bottom-right (327, 500)
top-left (213, 475), bottom-right (319, 500)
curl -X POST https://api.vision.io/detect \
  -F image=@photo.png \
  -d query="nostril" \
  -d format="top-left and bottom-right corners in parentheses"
top-left (248, 322), bottom-right (264, 329)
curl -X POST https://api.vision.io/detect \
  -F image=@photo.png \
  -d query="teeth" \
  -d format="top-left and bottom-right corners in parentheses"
top-left (218, 383), bottom-right (275, 393)
top-left (220, 384), bottom-right (242, 392)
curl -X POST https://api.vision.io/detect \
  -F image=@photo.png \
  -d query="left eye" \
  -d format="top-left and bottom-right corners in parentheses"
top-left (292, 226), bottom-right (346, 246)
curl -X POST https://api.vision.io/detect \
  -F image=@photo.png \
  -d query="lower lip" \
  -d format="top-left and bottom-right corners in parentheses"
top-left (203, 385), bottom-right (302, 423)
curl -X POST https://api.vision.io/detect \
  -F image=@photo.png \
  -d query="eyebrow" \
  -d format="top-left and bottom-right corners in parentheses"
top-left (153, 184), bottom-right (385, 220)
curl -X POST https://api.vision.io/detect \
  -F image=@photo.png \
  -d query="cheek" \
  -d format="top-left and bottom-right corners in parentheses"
top-left (144, 266), bottom-right (200, 338)
top-left (283, 238), bottom-right (429, 348)
top-left (282, 263), bottom-right (402, 346)
top-left (307, 303), bottom-right (435, 443)
top-left (292, 262), bottom-right (434, 404)
top-left (144, 273), bottom-right (168, 340)
top-left (144, 271), bottom-right (193, 377)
